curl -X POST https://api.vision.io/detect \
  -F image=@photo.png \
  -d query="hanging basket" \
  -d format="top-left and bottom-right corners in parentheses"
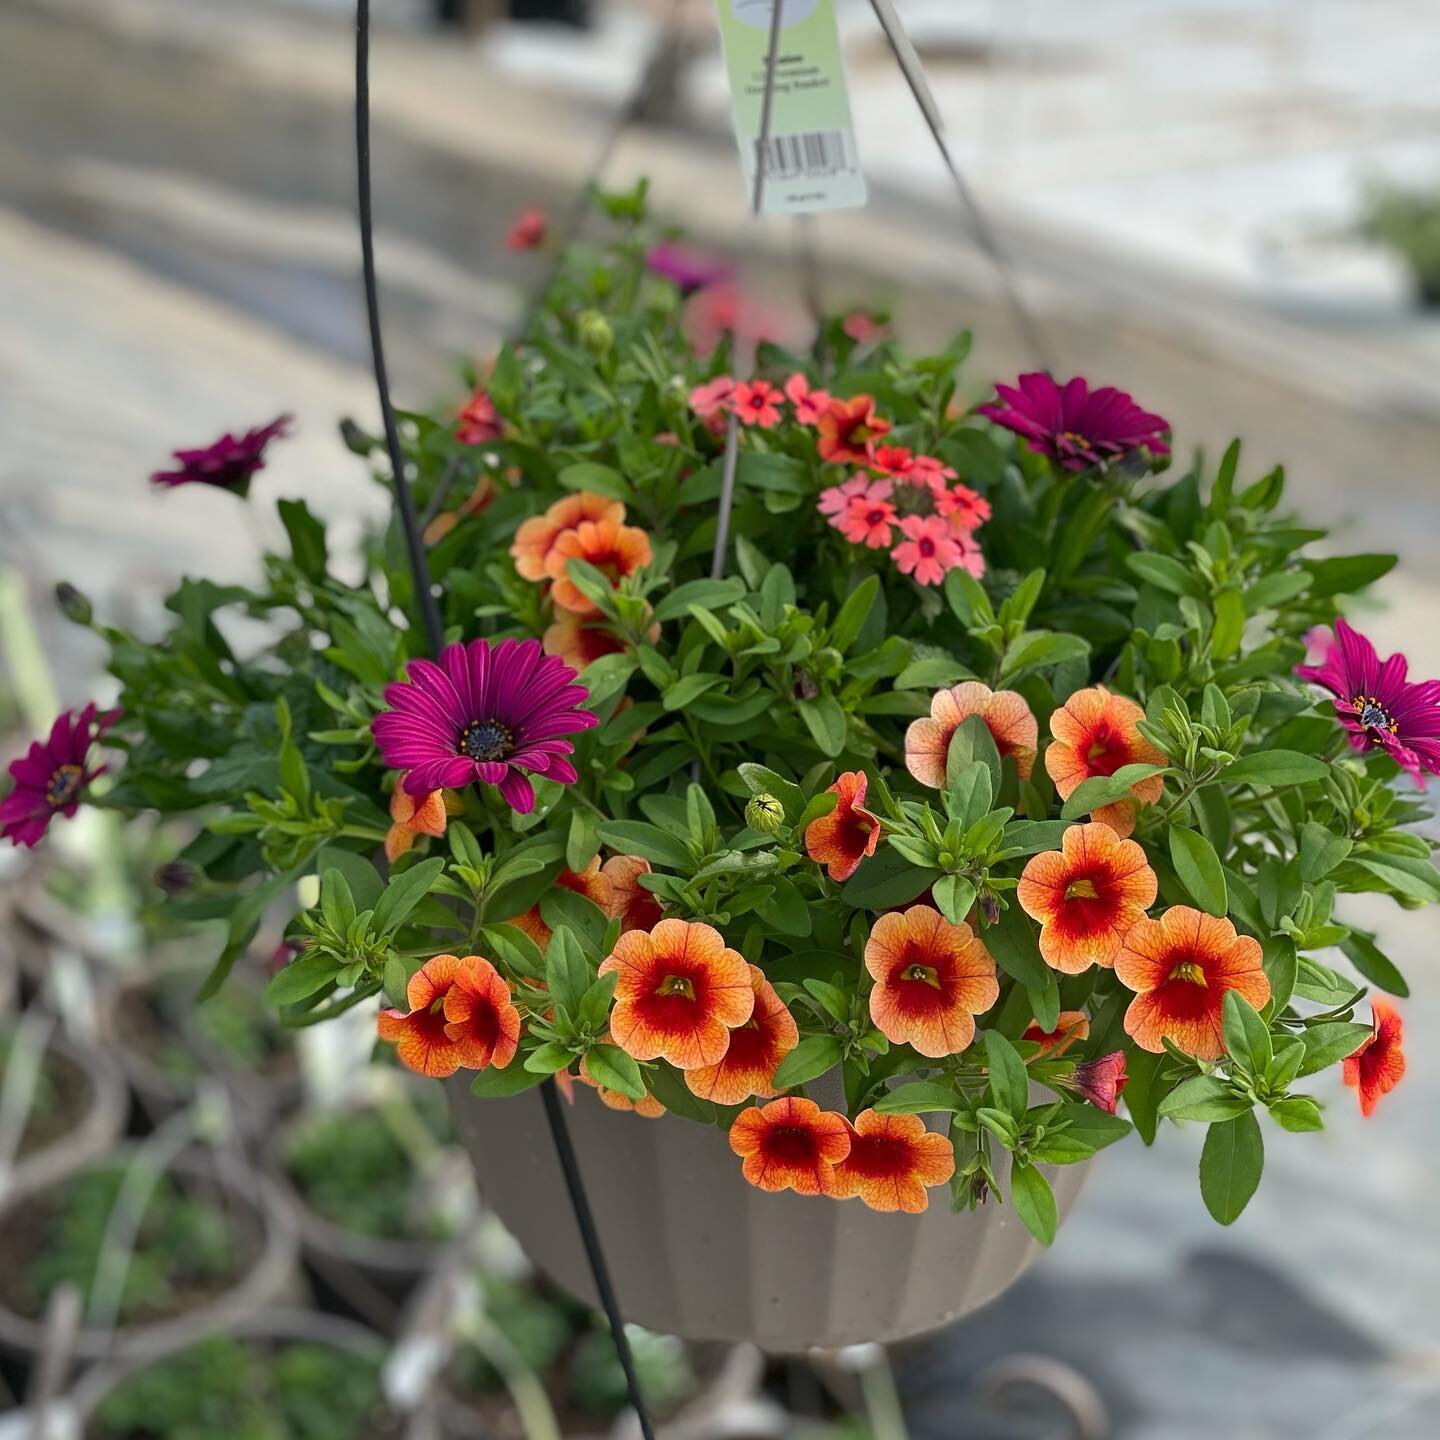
top-left (448, 1075), bottom-right (1089, 1353)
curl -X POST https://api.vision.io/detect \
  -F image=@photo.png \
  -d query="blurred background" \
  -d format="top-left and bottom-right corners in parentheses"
top-left (1, 0), bottom-right (1438, 1435)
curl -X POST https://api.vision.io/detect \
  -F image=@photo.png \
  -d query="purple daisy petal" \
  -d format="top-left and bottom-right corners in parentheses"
top-left (2, 704), bottom-right (119, 848)
top-left (373, 636), bottom-right (596, 814)
top-left (980, 372), bottom-right (1169, 472)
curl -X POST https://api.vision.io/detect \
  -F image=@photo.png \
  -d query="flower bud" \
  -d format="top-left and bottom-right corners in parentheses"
top-left (154, 861), bottom-right (197, 896)
top-left (577, 310), bottom-right (614, 356)
top-left (745, 794), bottom-right (785, 835)
top-left (55, 582), bottom-right (93, 626)
top-left (339, 417), bottom-right (376, 455)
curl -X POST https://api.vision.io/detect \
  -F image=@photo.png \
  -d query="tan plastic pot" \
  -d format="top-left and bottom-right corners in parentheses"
top-left (448, 1075), bottom-right (1089, 1353)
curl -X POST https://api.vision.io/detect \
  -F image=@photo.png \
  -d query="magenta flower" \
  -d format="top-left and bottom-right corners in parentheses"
top-left (1295, 616), bottom-right (1440, 782)
top-left (978, 373), bottom-right (1169, 472)
top-left (150, 415), bottom-right (293, 494)
top-left (2, 704), bottom-right (120, 847)
top-left (646, 242), bottom-right (734, 296)
top-left (1070, 1051), bottom-right (1128, 1115)
top-left (372, 638), bottom-right (598, 815)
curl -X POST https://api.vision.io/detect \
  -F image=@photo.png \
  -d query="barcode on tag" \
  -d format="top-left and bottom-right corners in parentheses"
top-left (714, 0), bottom-right (867, 214)
top-left (755, 129), bottom-right (850, 180)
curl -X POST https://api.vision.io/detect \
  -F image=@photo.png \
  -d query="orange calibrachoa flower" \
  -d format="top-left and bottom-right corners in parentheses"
top-left (864, 905), bottom-right (1000, 1058)
top-left (1114, 906), bottom-right (1270, 1060)
top-left (905, 682), bottom-right (1038, 787)
top-left (600, 854), bottom-right (664, 933)
top-left (579, 1052), bottom-right (666, 1118)
top-left (511, 859), bottom-right (615, 952)
top-left (1343, 1001), bottom-right (1405, 1117)
top-left (830, 1110), bottom-right (956, 1213)
top-left (1022, 1009), bottom-right (1090, 1058)
top-left (1016, 822), bottom-right (1157, 973)
top-left (1044, 687), bottom-right (1165, 838)
top-left (728, 1097), bottom-right (851, 1196)
top-left (817, 394), bottom-right (891, 465)
top-left (510, 491), bottom-right (624, 581)
top-left (546, 517), bottom-right (653, 616)
top-left (541, 611), bottom-right (626, 672)
top-left (686, 965), bottom-right (799, 1104)
top-left (384, 785), bottom-right (453, 864)
top-left (599, 919), bottom-right (754, 1069)
top-left (804, 771), bottom-right (882, 882)
top-left (377, 954), bottom-right (520, 1077)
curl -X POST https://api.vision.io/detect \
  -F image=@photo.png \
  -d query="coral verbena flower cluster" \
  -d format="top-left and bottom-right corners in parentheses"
top-left (19, 196), bottom-right (1431, 1243)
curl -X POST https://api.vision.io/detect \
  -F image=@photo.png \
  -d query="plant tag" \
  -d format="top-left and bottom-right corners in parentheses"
top-left (713, 0), bottom-right (867, 214)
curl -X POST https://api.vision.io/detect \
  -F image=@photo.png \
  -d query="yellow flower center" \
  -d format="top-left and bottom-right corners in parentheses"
top-left (46, 764), bottom-right (84, 808)
top-left (901, 963), bottom-right (943, 990)
top-left (657, 974), bottom-right (695, 1000)
top-left (1065, 877), bottom-right (1099, 901)
top-left (1167, 960), bottom-right (1207, 987)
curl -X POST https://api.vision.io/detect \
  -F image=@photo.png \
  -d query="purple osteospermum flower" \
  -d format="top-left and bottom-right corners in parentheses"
top-left (978, 373), bottom-right (1169, 472)
top-left (645, 242), bottom-right (734, 297)
top-left (372, 637), bottom-right (598, 815)
top-left (1295, 616), bottom-right (1440, 783)
top-left (1, 704), bottom-right (120, 847)
top-left (150, 414), bottom-right (294, 495)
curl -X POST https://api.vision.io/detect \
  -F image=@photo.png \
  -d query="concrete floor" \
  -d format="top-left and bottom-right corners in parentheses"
top-left (1, 1), bottom-right (1437, 1435)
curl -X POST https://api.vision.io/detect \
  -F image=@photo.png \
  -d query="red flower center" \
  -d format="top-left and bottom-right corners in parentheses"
top-left (844, 1133), bottom-right (909, 1180)
top-left (764, 1125), bottom-right (822, 1166)
top-left (46, 764), bottom-right (84, 808)
top-left (1084, 728), bottom-right (1129, 776)
top-left (917, 539), bottom-right (935, 557)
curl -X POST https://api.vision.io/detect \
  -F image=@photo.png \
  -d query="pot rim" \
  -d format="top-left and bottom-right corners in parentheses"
top-left (0, 1143), bottom-right (298, 1362)
top-left (1, 1010), bottom-right (128, 1203)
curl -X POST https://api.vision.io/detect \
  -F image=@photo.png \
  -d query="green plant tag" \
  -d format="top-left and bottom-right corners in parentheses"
top-left (713, 1), bottom-right (867, 214)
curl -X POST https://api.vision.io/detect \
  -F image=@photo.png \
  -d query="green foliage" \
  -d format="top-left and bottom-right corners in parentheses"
top-left (69, 200), bottom-right (1437, 1232)
top-left (93, 1336), bottom-right (389, 1440)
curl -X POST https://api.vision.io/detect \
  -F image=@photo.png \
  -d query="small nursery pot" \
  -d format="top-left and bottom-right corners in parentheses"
top-left (0, 1145), bottom-right (297, 1365)
top-left (448, 1075), bottom-right (1089, 1353)
top-left (100, 963), bottom-right (300, 1133)
top-left (0, 1013), bottom-right (127, 1199)
top-left (264, 1095), bottom-right (473, 1328)
top-left (66, 1306), bottom-right (447, 1440)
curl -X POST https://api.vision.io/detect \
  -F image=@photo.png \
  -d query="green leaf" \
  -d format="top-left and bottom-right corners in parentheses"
top-left (1026, 972), bottom-right (1061, 1033)
top-left (1261, 934), bottom-right (1298, 1014)
top-left (661, 674), bottom-right (723, 711)
top-left (933, 874), bottom-right (978, 926)
top-left (1293, 1022), bottom-right (1372, 1077)
top-left (265, 951), bottom-right (340, 1007)
top-left (1199, 1112), bottom-right (1264, 1224)
top-left (277, 498), bottom-right (328, 582)
top-left (944, 568), bottom-right (995, 627)
top-left (544, 925), bottom-right (593, 1017)
top-left (1210, 588), bottom-right (1245, 659)
top-left (895, 657), bottom-right (971, 691)
top-left (1340, 933), bottom-right (1408, 997)
top-left (478, 923), bottom-right (547, 980)
top-left (771, 1035), bottom-right (844, 1090)
top-left (525, 1043), bottom-right (578, 1075)
top-left (841, 847), bottom-right (942, 909)
top-left (1126, 552), bottom-right (1206, 598)
top-left (1000, 820), bottom-right (1068, 857)
top-left (1348, 853), bottom-right (1440, 903)
top-left (1059, 764), bottom-right (1164, 821)
top-left (1168, 826), bottom-right (1228, 917)
top-left (470, 1062), bottom-right (547, 1098)
top-left (1054, 1101), bottom-right (1132, 1152)
top-left (1298, 821), bottom-right (1352, 882)
top-left (984, 1031), bottom-right (1030, 1119)
top-left (651, 577), bottom-right (746, 624)
top-left (873, 1082), bottom-right (968, 1115)
top-left (1120, 1048), bottom-right (1164, 1145)
top-left (947, 714), bottom-right (1001, 798)
top-left (1009, 1163), bottom-right (1058, 1246)
top-left (646, 1064), bottom-right (718, 1124)
top-left (565, 810), bottom-right (600, 875)
top-left (999, 630), bottom-right (1090, 681)
top-left (1159, 1075), bottom-right (1252, 1123)
top-left (200, 856), bottom-right (316, 1001)
top-left (1304, 553), bottom-right (1396, 599)
top-left (756, 875), bottom-right (813, 938)
top-left (830, 576), bottom-right (881, 655)
top-left (584, 1043), bottom-right (646, 1101)
top-left (317, 846), bottom-right (384, 910)
top-left (1269, 1096), bottom-right (1324, 1132)
top-left (557, 461), bottom-right (630, 501)
top-left (1222, 990), bottom-right (1272, 1073)
top-left (736, 764), bottom-right (806, 822)
top-left (1223, 751), bottom-right (1330, 787)
top-left (372, 858), bottom-right (446, 937)
top-left (539, 886), bottom-right (608, 955)
top-left (984, 905), bottom-right (1048, 990)
top-left (595, 820), bottom-right (692, 871)
top-left (797, 696), bottom-right (848, 757)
